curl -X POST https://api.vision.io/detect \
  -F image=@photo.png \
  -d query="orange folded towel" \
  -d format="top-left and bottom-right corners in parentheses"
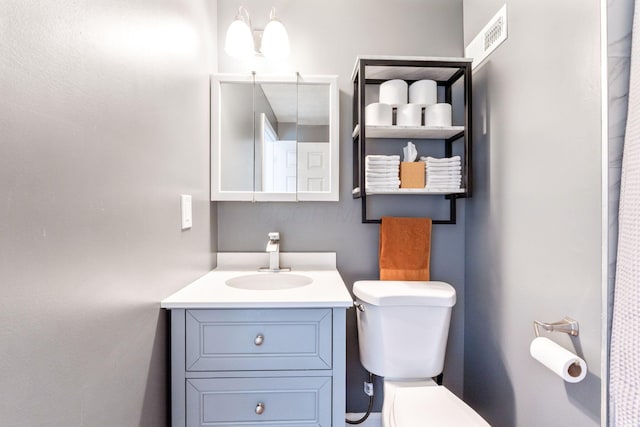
top-left (379, 216), bottom-right (432, 281)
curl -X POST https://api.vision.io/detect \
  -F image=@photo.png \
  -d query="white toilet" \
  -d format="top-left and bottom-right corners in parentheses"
top-left (353, 280), bottom-right (490, 427)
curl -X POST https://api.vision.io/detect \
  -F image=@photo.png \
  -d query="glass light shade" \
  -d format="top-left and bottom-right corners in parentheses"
top-left (260, 19), bottom-right (290, 59)
top-left (224, 19), bottom-right (255, 59)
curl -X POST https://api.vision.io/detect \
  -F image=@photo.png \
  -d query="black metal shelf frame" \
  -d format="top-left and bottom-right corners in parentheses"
top-left (351, 57), bottom-right (473, 224)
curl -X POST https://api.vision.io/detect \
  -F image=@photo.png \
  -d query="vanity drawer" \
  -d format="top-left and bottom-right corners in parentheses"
top-left (185, 309), bottom-right (332, 371)
top-left (186, 376), bottom-right (331, 427)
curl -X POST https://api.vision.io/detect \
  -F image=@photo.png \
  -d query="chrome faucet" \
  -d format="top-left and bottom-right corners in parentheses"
top-left (259, 232), bottom-right (290, 272)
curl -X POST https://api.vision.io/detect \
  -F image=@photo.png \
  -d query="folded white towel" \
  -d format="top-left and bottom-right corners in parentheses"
top-left (426, 165), bottom-right (462, 171)
top-left (366, 186), bottom-right (400, 191)
top-left (365, 164), bottom-right (400, 172)
top-left (366, 160), bottom-right (401, 166)
top-left (427, 182), bottom-right (461, 187)
top-left (424, 161), bottom-right (461, 165)
top-left (425, 166), bottom-right (462, 175)
top-left (421, 155), bottom-right (461, 163)
top-left (426, 163), bottom-right (461, 169)
top-left (427, 174), bottom-right (462, 179)
top-left (427, 171), bottom-right (461, 176)
top-left (427, 181), bottom-right (462, 186)
top-left (426, 184), bottom-right (461, 190)
top-left (427, 176), bottom-right (462, 181)
top-left (367, 155), bottom-right (400, 160)
top-left (367, 179), bottom-right (401, 185)
top-left (366, 173), bottom-right (400, 178)
top-left (366, 185), bottom-right (400, 190)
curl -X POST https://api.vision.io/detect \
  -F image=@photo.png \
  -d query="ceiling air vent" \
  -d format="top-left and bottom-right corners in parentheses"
top-left (465, 4), bottom-right (508, 71)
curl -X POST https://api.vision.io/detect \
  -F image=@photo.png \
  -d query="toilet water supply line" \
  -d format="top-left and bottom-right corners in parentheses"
top-left (346, 372), bottom-right (375, 424)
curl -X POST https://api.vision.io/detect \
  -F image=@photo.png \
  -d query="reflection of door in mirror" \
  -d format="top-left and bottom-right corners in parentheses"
top-left (261, 113), bottom-right (296, 193)
top-left (298, 143), bottom-right (330, 192)
top-left (297, 83), bottom-right (331, 193)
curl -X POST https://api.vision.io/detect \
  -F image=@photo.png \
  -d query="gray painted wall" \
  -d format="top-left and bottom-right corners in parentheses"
top-left (216, 0), bottom-right (465, 411)
top-left (463, 1), bottom-right (603, 426)
top-left (0, 1), bottom-right (217, 425)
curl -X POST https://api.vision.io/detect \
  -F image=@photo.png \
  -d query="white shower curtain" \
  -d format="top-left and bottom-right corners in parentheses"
top-left (610, 1), bottom-right (640, 425)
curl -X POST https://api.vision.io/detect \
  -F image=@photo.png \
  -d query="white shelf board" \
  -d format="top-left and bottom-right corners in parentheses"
top-left (365, 125), bottom-right (464, 139)
top-left (365, 188), bottom-right (466, 195)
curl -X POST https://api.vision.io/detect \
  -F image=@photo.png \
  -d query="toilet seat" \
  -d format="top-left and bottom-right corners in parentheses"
top-left (390, 386), bottom-right (490, 427)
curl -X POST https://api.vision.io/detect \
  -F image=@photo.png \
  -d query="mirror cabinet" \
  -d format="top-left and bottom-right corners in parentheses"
top-left (211, 73), bottom-right (339, 202)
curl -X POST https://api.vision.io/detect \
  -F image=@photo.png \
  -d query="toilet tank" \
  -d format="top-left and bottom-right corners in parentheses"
top-left (353, 280), bottom-right (456, 379)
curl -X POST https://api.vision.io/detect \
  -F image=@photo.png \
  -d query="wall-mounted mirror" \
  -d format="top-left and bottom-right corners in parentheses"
top-left (211, 73), bottom-right (339, 202)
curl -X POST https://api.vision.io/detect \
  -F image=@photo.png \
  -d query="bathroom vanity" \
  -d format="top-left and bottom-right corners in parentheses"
top-left (161, 253), bottom-right (352, 427)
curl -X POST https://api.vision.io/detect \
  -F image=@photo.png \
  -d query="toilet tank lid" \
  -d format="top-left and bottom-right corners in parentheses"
top-left (353, 280), bottom-right (456, 307)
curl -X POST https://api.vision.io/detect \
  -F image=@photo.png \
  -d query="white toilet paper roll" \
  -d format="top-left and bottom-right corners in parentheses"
top-left (425, 103), bottom-right (452, 127)
top-left (409, 80), bottom-right (437, 106)
top-left (379, 79), bottom-right (408, 106)
top-left (365, 103), bottom-right (393, 126)
top-left (529, 337), bottom-right (587, 383)
top-left (397, 104), bottom-right (422, 126)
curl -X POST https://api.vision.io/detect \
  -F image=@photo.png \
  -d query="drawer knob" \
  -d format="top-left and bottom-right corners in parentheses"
top-left (255, 402), bottom-right (265, 415)
top-left (254, 334), bottom-right (264, 346)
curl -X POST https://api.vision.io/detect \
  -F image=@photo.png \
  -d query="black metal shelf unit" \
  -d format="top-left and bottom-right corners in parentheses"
top-left (351, 56), bottom-right (473, 224)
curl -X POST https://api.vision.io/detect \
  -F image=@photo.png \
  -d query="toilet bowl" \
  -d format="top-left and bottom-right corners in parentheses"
top-left (353, 280), bottom-right (490, 427)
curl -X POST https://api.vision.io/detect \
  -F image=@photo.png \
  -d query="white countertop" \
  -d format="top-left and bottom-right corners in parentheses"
top-left (161, 253), bottom-right (353, 309)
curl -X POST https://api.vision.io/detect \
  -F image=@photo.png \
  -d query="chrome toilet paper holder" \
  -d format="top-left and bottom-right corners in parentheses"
top-left (533, 317), bottom-right (579, 337)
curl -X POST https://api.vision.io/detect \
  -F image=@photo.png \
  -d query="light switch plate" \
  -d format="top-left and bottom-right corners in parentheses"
top-left (181, 195), bottom-right (192, 230)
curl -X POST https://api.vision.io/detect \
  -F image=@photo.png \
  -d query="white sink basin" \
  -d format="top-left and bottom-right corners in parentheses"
top-left (225, 273), bottom-right (313, 290)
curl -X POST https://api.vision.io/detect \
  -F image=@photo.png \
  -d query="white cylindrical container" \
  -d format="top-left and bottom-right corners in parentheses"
top-left (379, 79), bottom-right (408, 106)
top-left (530, 337), bottom-right (588, 383)
top-left (396, 104), bottom-right (422, 126)
top-left (409, 80), bottom-right (437, 106)
top-left (366, 102), bottom-right (393, 126)
top-left (425, 103), bottom-right (452, 127)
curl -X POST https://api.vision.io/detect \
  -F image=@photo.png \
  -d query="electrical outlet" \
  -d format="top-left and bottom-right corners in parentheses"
top-left (363, 381), bottom-right (374, 396)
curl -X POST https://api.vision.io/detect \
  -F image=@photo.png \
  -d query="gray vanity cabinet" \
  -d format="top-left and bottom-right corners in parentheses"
top-left (170, 307), bottom-right (347, 427)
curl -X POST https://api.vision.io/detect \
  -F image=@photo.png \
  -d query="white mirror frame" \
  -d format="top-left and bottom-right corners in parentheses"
top-left (210, 73), bottom-right (339, 202)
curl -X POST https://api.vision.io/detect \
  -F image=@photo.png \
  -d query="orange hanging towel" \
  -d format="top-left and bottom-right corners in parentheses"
top-left (379, 216), bottom-right (432, 281)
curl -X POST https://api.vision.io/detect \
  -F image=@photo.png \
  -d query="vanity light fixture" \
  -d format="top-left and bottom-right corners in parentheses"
top-left (224, 6), bottom-right (291, 60)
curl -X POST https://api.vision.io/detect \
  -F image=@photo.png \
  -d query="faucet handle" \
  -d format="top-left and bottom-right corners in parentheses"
top-left (268, 232), bottom-right (280, 242)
